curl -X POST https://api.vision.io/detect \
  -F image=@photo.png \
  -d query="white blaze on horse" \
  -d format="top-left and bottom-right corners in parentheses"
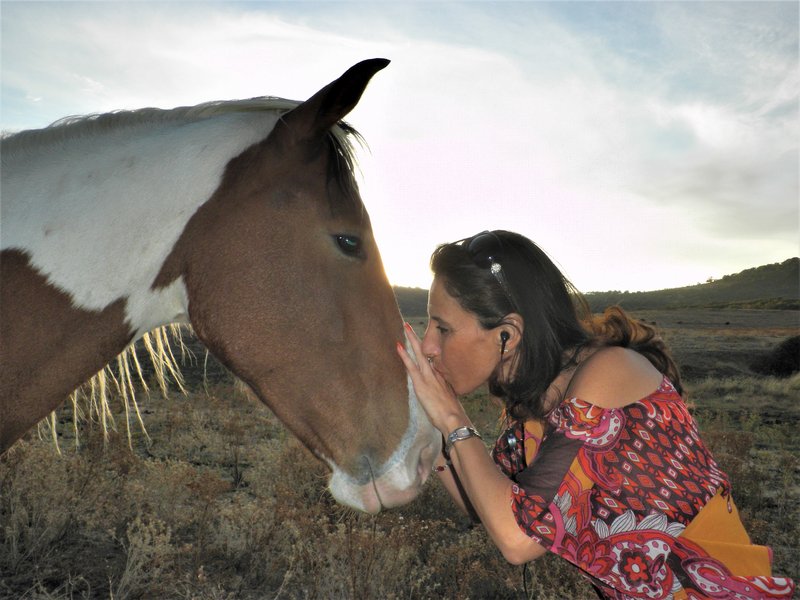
top-left (0, 59), bottom-right (441, 513)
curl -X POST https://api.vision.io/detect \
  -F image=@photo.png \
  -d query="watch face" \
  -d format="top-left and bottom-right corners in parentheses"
top-left (446, 427), bottom-right (481, 453)
top-left (451, 427), bottom-right (468, 440)
top-left (451, 427), bottom-right (474, 441)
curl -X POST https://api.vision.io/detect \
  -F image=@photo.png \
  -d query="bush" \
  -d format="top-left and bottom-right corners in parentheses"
top-left (750, 336), bottom-right (800, 377)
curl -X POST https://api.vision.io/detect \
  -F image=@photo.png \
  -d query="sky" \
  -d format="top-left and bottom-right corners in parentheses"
top-left (2, 1), bottom-right (798, 293)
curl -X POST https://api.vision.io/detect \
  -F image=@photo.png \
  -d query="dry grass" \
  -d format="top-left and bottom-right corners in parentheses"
top-left (0, 400), bottom-right (595, 600)
top-left (1, 309), bottom-right (797, 599)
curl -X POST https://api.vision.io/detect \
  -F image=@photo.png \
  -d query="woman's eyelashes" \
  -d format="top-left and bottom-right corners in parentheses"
top-left (429, 318), bottom-right (449, 336)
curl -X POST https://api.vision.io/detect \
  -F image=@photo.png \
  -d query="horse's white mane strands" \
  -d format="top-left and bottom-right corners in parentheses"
top-left (37, 324), bottom-right (191, 452)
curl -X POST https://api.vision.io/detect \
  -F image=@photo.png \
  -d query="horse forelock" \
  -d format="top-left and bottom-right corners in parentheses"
top-left (323, 122), bottom-right (367, 219)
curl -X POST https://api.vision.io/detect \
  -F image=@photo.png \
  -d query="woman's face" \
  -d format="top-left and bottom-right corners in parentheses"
top-left (421, 277), bottom-right (503, 396)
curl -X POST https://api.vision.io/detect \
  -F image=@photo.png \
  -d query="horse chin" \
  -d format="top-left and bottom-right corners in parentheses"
top-left (327, 379), bottom-right (442, 513)
top-left (326, 470), bottom-right (384, 514)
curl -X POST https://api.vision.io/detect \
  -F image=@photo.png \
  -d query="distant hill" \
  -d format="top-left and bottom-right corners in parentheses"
top-left (584, 258), bottom-right (799, 311)
top-left (393, 258), bottom-right (799, 315)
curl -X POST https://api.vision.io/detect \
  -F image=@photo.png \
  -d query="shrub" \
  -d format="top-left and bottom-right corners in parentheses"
top-left (750, 335), bottom-right (800, 377)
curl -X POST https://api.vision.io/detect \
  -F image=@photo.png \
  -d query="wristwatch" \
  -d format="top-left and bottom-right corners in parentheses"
top-left (445, 426), bottom-right (482, 454)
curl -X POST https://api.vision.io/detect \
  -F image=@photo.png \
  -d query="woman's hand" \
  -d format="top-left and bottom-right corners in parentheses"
top-left (397, 325), bottom-right (547, 564)
top-left (396, 322), bottom-right (471, 434)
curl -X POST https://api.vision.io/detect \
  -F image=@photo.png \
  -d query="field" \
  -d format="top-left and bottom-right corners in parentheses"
top-left (1, 309), bottom-right (798, 599)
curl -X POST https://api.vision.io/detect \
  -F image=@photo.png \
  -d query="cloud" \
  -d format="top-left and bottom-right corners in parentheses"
top-left (0, 3), bottom-right (411, 128)
top-left (2, 1), bottom-right (796, 292)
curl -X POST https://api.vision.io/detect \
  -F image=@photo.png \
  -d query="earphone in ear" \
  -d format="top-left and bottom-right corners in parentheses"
top-left (500, 330), bottom-right (510, 354)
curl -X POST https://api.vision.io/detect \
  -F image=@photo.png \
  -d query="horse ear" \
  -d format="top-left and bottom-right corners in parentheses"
top-left (275, 58), bottom-right (390, 144)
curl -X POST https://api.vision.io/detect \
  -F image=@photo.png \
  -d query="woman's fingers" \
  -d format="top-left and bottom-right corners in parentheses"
top-left (397, 322), bottom-right (429, 375)
top-left (396, 340), bottom-right (417, 372)
top-left (396, 329), bottom-right (463, 433)
top-left (402, 322), bottom-right (424, 363)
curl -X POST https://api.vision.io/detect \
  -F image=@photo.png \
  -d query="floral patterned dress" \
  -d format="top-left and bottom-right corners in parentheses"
top-left (492, 376), bottom-right (795, 599)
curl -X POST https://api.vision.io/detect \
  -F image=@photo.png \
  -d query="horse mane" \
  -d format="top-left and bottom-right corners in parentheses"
top-left (17, 97), bottom-right (367, 450)
top-left (3, 97), bottom-right (300, 149)
top-left (5, 97), bottom-right (362, 156)
top-left (35, 324), bottom-right (191, 452)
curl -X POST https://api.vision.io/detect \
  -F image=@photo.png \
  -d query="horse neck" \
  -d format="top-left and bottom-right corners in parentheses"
top-left (1, 111), bottom-right (282, 337)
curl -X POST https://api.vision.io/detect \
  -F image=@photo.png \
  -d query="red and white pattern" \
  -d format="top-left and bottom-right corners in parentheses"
top-left (493, 377), bottom-right (795, 599)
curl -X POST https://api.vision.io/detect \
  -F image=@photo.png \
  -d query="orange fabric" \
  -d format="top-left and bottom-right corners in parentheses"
top-left (523, 419), bottom-right (545, 465)
top-left (680, 489), bottom-right (773, 577)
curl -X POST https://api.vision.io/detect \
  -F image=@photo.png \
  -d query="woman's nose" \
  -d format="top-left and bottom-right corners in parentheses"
top-left (420, 325), bottom-right (439, 359)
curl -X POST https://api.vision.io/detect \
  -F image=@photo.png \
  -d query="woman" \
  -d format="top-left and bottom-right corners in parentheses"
top-left (397, 230), bottom-right (794, 599)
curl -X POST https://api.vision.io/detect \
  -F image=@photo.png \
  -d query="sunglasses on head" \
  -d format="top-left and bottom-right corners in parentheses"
top-left (466, 231), bottom-right (513, 302)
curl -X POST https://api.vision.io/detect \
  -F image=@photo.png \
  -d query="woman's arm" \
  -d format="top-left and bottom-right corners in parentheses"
top-left (397, 328), bottom-right (547, 564)
top-left (439, 417), bottom-right (548, 564)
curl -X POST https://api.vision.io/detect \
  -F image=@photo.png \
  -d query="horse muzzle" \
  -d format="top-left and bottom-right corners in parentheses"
top-left (326, 380), bottom-right (441, 513)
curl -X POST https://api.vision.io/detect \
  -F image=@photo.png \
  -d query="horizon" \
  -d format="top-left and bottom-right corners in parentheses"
top-left (390, 255), bottom-right (800, 294)
top-left (2, 2), bottom-right (797, 293)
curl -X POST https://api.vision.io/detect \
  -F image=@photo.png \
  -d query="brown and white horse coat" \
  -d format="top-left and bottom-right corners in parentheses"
top-left (0, 59), bottom-right (440, 513)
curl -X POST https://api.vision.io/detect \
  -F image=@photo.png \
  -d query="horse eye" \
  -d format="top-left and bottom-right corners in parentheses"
top-left (334, 234), bottom-right (364, 258)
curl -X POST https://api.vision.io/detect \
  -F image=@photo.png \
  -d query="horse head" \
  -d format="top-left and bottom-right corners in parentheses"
top-left (151, 59), bottom-right (441, 512)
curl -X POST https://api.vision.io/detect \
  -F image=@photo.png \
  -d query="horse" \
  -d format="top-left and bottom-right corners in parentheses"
top-left (0, 58), bottom-right (441, 514)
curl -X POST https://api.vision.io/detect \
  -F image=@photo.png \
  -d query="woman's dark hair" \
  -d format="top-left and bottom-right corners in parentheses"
top-left (430, 230), bottom-right (682, 420)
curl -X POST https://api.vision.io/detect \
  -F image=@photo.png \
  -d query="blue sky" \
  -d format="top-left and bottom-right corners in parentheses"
top-left (2, 1), bottom-right (797, 292)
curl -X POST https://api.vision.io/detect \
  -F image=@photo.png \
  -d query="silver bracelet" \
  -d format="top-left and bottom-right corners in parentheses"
top-left (445, 425), bottom-right (482, 454)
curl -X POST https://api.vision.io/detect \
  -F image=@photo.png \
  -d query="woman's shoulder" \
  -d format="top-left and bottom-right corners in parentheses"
top-left (565, 346), bottom-right (666, 410)
top-left (549, 352), bottom-right (683, 445)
